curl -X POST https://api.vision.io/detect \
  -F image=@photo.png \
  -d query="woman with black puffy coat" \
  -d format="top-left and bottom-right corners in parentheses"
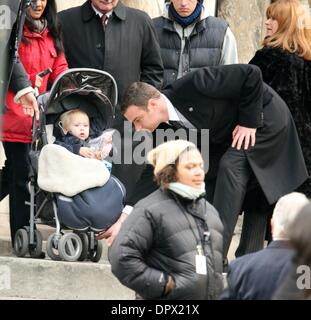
top-left (108, 140), bottom-right (224, 300)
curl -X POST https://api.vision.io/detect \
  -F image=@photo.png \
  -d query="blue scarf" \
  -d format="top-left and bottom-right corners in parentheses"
top-left (169, 0), bottom-right (203, 28)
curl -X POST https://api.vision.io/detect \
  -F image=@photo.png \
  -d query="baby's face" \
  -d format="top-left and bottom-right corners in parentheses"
top-left (68, 114), bottom-right (90, 140)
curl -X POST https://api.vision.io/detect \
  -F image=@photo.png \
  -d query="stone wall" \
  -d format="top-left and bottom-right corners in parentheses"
top-left (218, 0), bottom-right (271, 63)
top-left (122, 0), bottom-right (164, 17)
top-left (56, 0), bottom-right (164, 17)
top-left (56, 0), bottom-right (84, 12)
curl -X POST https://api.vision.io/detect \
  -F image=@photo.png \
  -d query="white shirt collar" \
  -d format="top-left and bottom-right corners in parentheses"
top-left (162, 94), bottom-right (180, 121)
top-left (91, 3), bottom-right (113, 18)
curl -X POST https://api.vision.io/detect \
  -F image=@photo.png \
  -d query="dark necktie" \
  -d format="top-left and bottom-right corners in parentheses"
top-left (101, 14), bottom-right (109, 31)
top-left (169, 120), bottom-right (184, 129)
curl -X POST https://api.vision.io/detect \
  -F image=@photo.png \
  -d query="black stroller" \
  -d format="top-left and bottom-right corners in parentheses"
top-left (13, 68), bottom-right (126, 262)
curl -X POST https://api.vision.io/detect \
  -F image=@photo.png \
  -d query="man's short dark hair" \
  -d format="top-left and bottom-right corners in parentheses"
top-left (121, 82), bottom-right (161, 114)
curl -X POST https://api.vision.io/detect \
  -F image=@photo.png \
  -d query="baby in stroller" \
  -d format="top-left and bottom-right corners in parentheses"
top-left (13, 69), bottom-right (125, 263)
top-left (55, 108), bottom-right (113, 172)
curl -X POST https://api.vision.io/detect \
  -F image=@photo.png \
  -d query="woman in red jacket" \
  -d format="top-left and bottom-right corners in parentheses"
top-left (1, 0), bottom-right (68, 248)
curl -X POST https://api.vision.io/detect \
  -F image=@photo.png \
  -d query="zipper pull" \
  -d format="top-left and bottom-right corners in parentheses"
top-left (197, 244), bottom-right (203, 256)
top-left (204, 231), bottom-right (210, 242)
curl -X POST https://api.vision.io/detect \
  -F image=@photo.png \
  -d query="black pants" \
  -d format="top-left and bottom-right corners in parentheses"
top-left (2, 142), bottom-right (30, 244)
top-left (213, 147), bottom-right (256, 258)
top-left (235, 209), bottom-right (268, 257)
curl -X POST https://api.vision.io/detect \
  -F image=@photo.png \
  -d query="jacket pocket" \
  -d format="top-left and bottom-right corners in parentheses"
top-left (49, 47), bottom-right (57, 58)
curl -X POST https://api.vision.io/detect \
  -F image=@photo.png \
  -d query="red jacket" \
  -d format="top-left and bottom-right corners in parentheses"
top-left (2, 25), bottom-right (68, 143)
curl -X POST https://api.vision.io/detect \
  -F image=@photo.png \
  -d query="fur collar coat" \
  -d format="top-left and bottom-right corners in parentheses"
top-left (250, 47), bottom-right (311, 196)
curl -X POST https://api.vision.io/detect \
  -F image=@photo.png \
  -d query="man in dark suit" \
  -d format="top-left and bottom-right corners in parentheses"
top-left (59, 0), bottom-right (163, 104)
top-left (221, 192), bottom-right (309, 300)
top-left (115, 64), bottom-right (308, 259)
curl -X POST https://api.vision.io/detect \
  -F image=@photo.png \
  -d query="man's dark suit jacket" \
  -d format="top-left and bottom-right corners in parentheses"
top-left (59, 0), bottom-right (163, 101)
top-left (221, 241), bottom-right (294, 300)
top-left (127, 64), bottom-right (308, 206)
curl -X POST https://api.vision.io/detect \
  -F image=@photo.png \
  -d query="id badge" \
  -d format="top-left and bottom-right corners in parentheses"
top-left (195, 254), bottom-right (207, 275)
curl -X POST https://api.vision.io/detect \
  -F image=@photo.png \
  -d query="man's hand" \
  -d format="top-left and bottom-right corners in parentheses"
top-left (19, 92), bottom-right (39, 120)
top-left (79, 147), bottom-right (95, 158)
top-left (232, 125), bottom-right (257, 150)
top-left (96, 212), bottom-right (128, 247)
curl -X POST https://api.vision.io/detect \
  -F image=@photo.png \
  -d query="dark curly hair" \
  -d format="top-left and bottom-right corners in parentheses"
top-left (154, 145), bottom-right (198, 189)
top-left (23, 0), bottom-right (64, 53)
top-left (155, 164), bottom-right (178, 189)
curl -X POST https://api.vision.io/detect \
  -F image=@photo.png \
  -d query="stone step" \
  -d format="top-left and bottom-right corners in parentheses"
top-left (0, 237), bottom-right (11, 257)
top-left (0, 235), bottom-right (109, 261)
top-left (0, 212), bottom-right (109, 260)
top-left (0, 296), bottom-right (46, 300)
top-left (1, 215), bottom-right (242, 261)
top-left (0, 212), bottom-right (10, 239)
top-left (0, 256), bottom-right (134, 300)
top-left (0, 213), bottom-right (59, 242)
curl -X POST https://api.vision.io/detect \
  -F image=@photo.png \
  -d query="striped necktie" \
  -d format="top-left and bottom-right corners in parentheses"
top-left (169, 120), bottom-right (184, 129)
top-left (101, 14), bottom-right (109, 31)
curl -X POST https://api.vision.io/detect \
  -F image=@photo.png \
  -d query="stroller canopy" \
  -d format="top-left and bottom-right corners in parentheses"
top-left (40, 68), bottom-right (118, 136)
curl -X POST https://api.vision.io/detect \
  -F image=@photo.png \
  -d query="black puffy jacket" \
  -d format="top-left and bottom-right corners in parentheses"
top-left (108, 188), bottom-right (224, 300)
top-left (153, 15), bottom-right (228, 88)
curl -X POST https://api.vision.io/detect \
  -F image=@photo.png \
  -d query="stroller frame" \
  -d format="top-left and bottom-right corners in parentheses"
top-left (13, 69), bottom-right (118, 262)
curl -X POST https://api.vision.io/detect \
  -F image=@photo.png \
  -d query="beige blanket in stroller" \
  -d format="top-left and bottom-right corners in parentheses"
top-left (38, 144), bottom-right (110, 197)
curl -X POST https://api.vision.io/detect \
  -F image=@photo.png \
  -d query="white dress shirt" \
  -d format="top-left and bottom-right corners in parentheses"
top-left (123, 94), bottom-right (196, 215)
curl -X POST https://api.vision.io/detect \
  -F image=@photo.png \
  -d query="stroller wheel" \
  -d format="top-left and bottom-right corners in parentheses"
top-left (46, 233), bottom-right (62, 261)
top-left (88, 240), bottom-right (103, 263)
top-left (58, 233), bottom-right (82, 262)
top-left (14, 229), bottom-right (29, 257)
top-left (74, 232), bottom-right (89, 261)
top-left (29, 230), bottom-right (44, 259)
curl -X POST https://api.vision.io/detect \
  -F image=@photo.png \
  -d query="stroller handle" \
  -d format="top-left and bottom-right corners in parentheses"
top-left (31, 104), bottom-right (48, 146)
